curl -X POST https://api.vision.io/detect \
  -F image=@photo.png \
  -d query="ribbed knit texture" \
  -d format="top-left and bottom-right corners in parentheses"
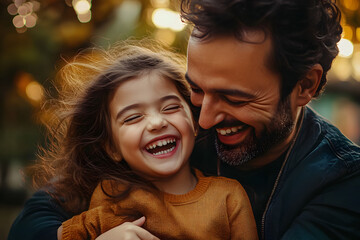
top-left (62, 169), bottom-right (258, 240)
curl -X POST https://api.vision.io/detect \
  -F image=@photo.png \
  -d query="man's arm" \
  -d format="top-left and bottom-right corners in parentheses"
top-left (281, 171), bottom-right (360, 240)
top-left (7, 190), bottom-right (71, 240)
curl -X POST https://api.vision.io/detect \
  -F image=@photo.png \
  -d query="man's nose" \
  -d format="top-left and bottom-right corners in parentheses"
top-left (146, 114), bottom-right (168, 132)
top-left (198, 95), bottom-right (225, 129)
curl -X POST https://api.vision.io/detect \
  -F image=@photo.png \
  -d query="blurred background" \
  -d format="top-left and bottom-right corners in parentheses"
top-left (0, 0), bottom-right (359, 239)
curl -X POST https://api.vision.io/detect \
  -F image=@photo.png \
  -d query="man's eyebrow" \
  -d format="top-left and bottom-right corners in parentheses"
top-left (185, 73), bottom-right (198, 87)
top-left (185, 73), bottom-right (255, 99)
top-left (115, 95), bottom-right (182, 120)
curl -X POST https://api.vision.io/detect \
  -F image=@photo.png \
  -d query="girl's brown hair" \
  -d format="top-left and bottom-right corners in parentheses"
top-left (32, 39), bottom-right (190, 214)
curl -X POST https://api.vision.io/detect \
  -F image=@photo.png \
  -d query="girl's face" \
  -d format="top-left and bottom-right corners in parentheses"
top-left (109, 71), bottom-right (196, 181)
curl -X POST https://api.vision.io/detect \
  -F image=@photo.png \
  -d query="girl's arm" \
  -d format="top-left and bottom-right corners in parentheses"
top-left (59, 208), bottom-right (159, 240)
top-left (228, 183), bottom-right (259, 240)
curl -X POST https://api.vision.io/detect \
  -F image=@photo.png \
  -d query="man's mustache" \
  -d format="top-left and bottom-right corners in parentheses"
top-left (214, 120), bottom-right (247, 129)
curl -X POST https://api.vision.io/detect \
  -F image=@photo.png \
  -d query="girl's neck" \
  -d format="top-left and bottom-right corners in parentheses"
top-left (152, 164), bottom-right (197, 195)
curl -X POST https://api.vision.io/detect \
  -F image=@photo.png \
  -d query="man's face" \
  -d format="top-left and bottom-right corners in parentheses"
top-left (186, 33), bottom-right (296, 167)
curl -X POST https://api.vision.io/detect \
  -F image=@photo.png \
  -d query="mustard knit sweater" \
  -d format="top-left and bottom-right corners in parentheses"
top-left (62, 170), bottom-right (258, 240)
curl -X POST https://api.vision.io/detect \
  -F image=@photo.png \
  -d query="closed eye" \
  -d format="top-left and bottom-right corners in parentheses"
top-left (222, 96), bottom-right (248, 106)
top-left (163, 104), bottom-right (181, 112)
top-left (123, 114), bottom-right (143, 123)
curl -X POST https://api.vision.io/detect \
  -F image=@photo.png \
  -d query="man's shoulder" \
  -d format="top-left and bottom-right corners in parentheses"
top-left (297, 107), bottom-right (360, 170)
top-left (313, 109), bottom-right (359, 161)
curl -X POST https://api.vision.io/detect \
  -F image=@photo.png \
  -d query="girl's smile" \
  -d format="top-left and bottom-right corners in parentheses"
top-left (144, 135), bottom-right (179, 158)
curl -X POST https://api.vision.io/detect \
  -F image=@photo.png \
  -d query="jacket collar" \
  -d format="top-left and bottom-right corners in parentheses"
top-left (285, 106), bottom-right (324, 170)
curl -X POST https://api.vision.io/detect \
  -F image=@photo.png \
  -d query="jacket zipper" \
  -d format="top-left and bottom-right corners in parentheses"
top-left (260, 108), bottom-right (305, 239)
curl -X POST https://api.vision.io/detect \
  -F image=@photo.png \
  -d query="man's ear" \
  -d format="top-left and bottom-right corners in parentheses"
top-left (294, 64), bottom-right (323, 106)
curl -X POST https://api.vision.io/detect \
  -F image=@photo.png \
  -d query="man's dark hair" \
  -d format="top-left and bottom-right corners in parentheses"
top-left (181, 0), bottom-right (342, 98)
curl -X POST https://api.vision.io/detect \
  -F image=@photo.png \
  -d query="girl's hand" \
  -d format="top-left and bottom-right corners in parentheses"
top-left (95, 216), bottom-right (160, 240)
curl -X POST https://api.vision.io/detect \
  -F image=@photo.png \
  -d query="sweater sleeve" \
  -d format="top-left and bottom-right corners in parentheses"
top-left (61, 183), bottom-right (128, 240)
top-left (227, 182), bottom-right (259, 240)
top-left (61, 205), bottom-right (125, 240)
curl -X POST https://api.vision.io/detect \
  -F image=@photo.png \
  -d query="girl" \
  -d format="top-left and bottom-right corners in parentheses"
top-left (31, 40), bottom-right (258, 240)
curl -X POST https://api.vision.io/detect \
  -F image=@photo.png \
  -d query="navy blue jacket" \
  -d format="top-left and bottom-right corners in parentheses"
top-left (267, 107), bottom-right (360, 239)
top-left (8, 107), bottom-right (360, 240)
top-left (192, 107), bottom-right (360, 239)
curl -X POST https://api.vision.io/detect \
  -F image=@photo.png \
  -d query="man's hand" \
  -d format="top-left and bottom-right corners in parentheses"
top-left (95, 216), bottom-right (160, 240)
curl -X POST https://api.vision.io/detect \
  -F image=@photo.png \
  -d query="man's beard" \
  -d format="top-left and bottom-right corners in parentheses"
top-left (215, 97), bottom-right (294, 166)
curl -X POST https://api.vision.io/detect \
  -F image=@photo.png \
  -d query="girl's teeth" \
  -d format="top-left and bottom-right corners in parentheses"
top-left (145, 138), bottom-right (176, 150)
top-left (152, 146), bottom-right (175, 156)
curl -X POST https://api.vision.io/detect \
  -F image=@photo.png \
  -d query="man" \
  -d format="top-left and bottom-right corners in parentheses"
top-left (182, 0), bottom-right (360, 239)
top-left (7, 1), bottom-right (360, 240)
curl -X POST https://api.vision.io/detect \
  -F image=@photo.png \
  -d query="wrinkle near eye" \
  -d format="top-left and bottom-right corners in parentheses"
top-left (247, 102), bottom-right (277, 121)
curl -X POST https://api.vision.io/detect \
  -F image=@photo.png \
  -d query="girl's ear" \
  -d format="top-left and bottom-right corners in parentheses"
top-left (293, 64), bottom-right (323, 106)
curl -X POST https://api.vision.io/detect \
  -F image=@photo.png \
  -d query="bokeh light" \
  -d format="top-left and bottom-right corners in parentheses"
top-left (73, 0), bottom-right (91, 14)
top-left (72, 0), bottom-right (92, 23)
top-left (152, 8), bottom-right (186, 32)
top-left (150, 0), bottom-right (170, 8)
top-left (338, 38), bottom-right (354, 58)
top-left (343, 0), bottom-right (359, 11)
top-left (8, 0), bottom-right (40, 32)
top-left (154, 29), bottom-right (176, 45)
top-left (332, 57), bottom-right (353, 81)
top-left (25, 81), bottom-right (44, 103)
top-left (77, 11), bottom-right (92, 23)
top-left (7, 3), bottom-right (18, 15)
top-left (342, 25), bottom-right (353, 40)
top-left (12, 15), bottom-right (25, 28)
top-left (352, 51), bottom-right (360, 81)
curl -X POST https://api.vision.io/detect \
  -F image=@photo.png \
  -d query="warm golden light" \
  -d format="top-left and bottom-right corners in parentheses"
top-left (352, 51), bottom-right (360, 81)
top-left (13, 15), bottom-right (25, 28)
top-left (8, 0), bottom-right (40, 30)
top-left (73, 0), bottom-right (91, 14)
top-left (7, 3), bottom-right (18, 15)
top-left (25, 13), bottom-right (37, 28)
top-left (337, 38), bottom-right (354, 58)
top-left (356, 28), bottom-right (360, 42)
top-left (332, 58), bottom-right (352, 81)
top-left (342, 25), bottom-right (353, 40)
top-left (154, 29), bottom-right (176, 45)
top-left (17, 5), bottom-right (30, 16)
top-left (343, 0), bottom-right (359, 11)
top-left (77, 11), bottom-right (92, 23)
top-left (152, 8), bottom-right (186, 32)
top-left (25, 81), bottom-right (44, 102)
top-left (150, 0), bottom-right (170, 8)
